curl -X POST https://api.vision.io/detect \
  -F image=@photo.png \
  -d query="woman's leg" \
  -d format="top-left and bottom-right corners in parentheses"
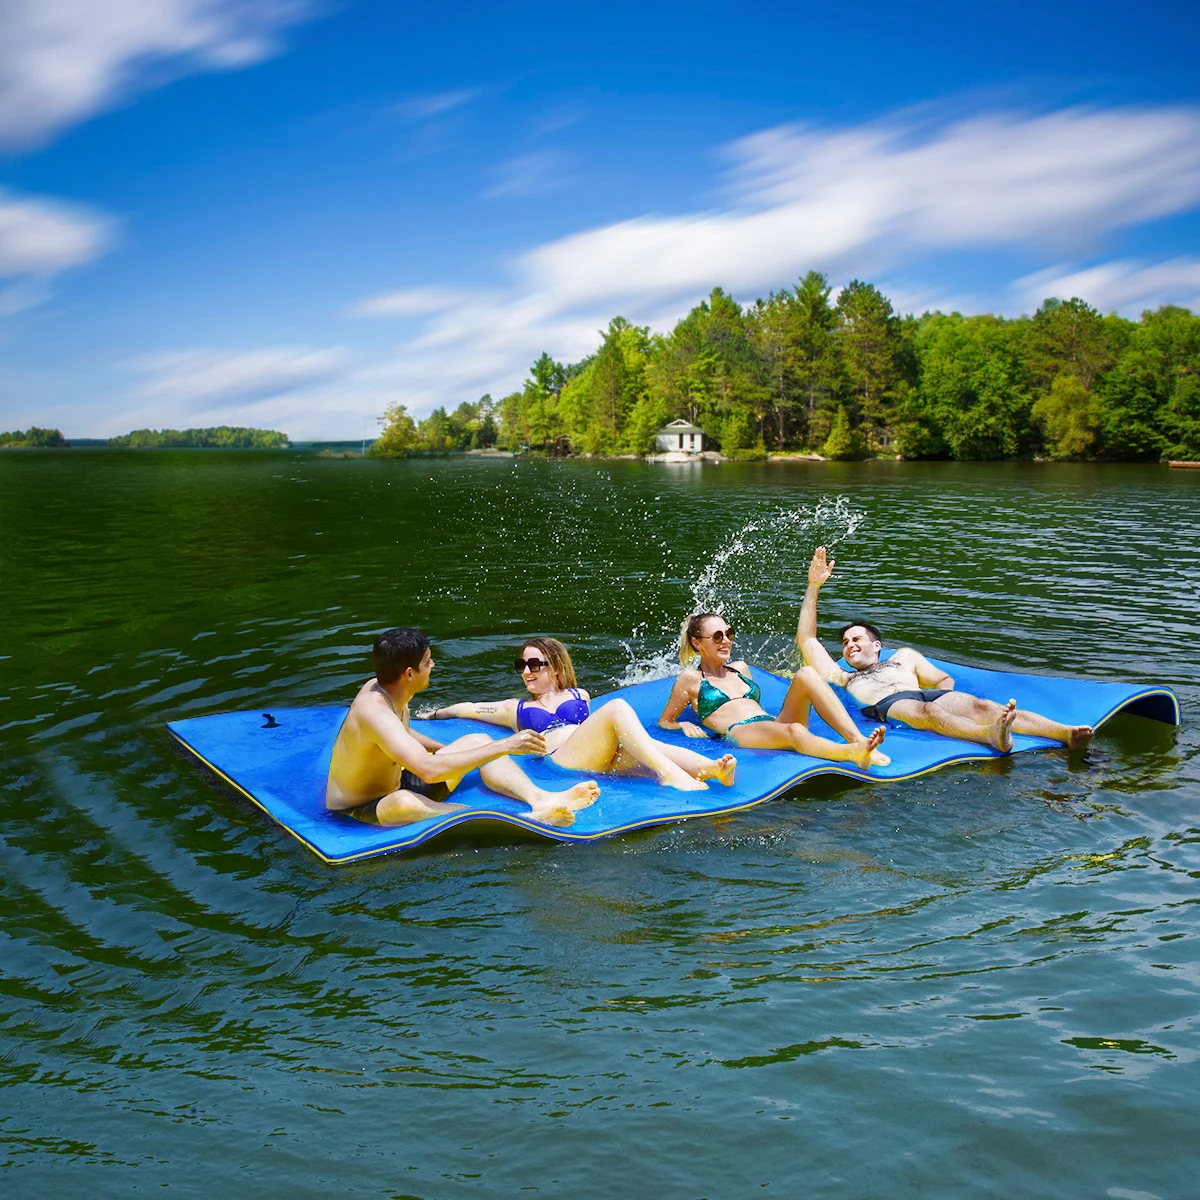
top-left (550, 699), bottom-right (709, 790)
top-left (656, 742), bottom-right (737, 786)
top-left (777, 666), bottom-right (890, 765)
top-left (729, 718), bottom-right (884, 770)
top-left (441, 734), bottom-right (599, 825)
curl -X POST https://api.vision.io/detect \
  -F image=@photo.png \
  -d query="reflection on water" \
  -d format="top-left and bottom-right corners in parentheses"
top-left (0, 452), bottom-right (1197, 1197)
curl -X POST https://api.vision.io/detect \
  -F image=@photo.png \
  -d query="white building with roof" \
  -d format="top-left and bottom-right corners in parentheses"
top-left (655, 419), bottom-right (704, 455)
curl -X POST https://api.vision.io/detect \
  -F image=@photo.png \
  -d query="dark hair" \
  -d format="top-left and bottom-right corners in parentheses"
top-left (520, 637), bottom-right (577, 689)
top-left (373, 627), bottom-right (431, 683)
top-left (680, 612), bottom-right (723, 664)
top-left (839, 621), bottom-right (883, 645)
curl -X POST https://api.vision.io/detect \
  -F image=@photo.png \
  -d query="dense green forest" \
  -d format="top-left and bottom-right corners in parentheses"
top-left (108, 426), bottom-right (290, 448)
top-left (372, 275), bottom-right (1200, 461)
top-left (0, 427), bottom-right (67, 447)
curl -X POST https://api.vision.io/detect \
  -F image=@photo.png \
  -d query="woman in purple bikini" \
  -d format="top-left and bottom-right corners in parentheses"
top-left (418, 637), bottom-right (736, 791)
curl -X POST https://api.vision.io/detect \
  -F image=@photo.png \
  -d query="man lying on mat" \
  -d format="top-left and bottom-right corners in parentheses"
top-left (326, 627), bottom-right (600, 827)
top-left (797, 548), bottom-right (1094, 752)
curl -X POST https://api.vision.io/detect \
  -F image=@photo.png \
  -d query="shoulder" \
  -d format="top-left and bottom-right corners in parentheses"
top-left (891, 647), bottom-right (923, 664)
top-left (349, 679), bottom-right (390, 718)
top-left (575, 688), bottom-right (591, 701)
top-left (730, 659), bottom-right (753, 673)
top-left (675, 667), bottom-right (702, 686)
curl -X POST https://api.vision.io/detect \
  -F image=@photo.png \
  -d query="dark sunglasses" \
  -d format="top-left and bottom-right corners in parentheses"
top-left (515, 657), bottom-right (551, 673)
top-left (699, 627), bottom-right (735, 643)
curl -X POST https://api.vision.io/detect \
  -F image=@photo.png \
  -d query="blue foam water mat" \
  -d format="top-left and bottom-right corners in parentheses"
top-left (167, 658), bottom-right (1179, 863)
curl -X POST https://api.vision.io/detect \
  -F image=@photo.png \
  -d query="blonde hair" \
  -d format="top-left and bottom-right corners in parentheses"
top-left (679, 612), bottom-right (722, 665)
top-left (521, 636), bottom-right (577, 689)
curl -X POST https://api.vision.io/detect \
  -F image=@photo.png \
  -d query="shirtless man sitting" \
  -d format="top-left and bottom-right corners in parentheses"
top-left (326, 626), bottom-right (600, 827)
top-left (796, 548), bottom-right (1094, 753)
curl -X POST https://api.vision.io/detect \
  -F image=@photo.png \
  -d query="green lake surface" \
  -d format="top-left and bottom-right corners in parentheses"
top-left (1, 451), bottom-right (1198, 1197)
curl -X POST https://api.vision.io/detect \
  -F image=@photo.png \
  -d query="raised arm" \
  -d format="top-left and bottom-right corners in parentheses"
top-left (414, 698), bottom-right (520, 729)
top-left (796, 546), bottom-right (849, 685)
top-left (657, 673), bottom-right (711, 738)
top-left (371, 707), bottom-right (545, 783)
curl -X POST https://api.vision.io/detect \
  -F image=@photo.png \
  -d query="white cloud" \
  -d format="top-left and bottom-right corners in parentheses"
top-left (1014, 258), bottom-right (1200, 316)
top-left (0, 187), bottom-right (114, 312)
top-left (0, 0), bottom-right (311, 147)
top-left (522, 107), bottom-right (1200, 309)
top-left (126, 346), bottom-right (348, 408)
top-left (347, 287), bottom-right (473, 318)
top-left (345, 105), bottom-right (1200, 429)
top-left (0, 188), bottom-right (113, 273)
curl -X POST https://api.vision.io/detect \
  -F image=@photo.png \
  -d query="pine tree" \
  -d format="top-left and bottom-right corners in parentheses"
top-left (822, 405), bottom-right (859, 460)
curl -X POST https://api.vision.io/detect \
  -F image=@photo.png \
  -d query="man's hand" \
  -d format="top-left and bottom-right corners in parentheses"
top-left (808, 546), bottom-right (835, 587)
top-left (414, 706), bottom-right (438, 719)
top-left (503, 729), bottom-right (548, 756)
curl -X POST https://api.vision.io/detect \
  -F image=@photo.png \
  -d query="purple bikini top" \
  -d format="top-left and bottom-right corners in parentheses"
top-left (516, 689), bottom-right (590, 733)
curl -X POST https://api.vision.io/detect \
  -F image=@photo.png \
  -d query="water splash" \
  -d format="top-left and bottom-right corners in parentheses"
top-left (619, 496), bottom-right (865, 683)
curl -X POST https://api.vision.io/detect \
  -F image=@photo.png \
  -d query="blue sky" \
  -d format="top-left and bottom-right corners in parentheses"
top-left (2, 0), bottom-right (1199, 439)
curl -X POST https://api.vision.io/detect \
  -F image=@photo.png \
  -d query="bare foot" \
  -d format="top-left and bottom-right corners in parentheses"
top-left (657, 759), bottom-right (709, 791)
top-left (527, 780), bottom-right (598, 826)
top-left (530, 803), bottom-right (576, 827)
top-left (695, 753), bottom-right (737, 786)
top-left (557, 780), bottom-right (600, 809)
top-left (988, 699), bottom-right (1017, 752)
top-left (714, 753), bottom-right (737, 786)
top-left (870, 746), bottom-right (891, 766)
top-left (850, 726), bottom-right (886, 770)
top-left (1067, 725), bottom-right (1094, 749)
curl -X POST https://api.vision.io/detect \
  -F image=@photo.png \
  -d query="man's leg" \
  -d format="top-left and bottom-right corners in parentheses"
top-left (887, 693), bottom-right (1018, 751)
top-left (1010, 709), bottom-right (1094, 748)
top-left (777, 666), bottom-right (891, 765)
top-left (371, 789), bottom-right (468, 826)
top-left (908, 693), bottom-right (1093, 750)
top-left (442, 734), bottom-right (599, 826)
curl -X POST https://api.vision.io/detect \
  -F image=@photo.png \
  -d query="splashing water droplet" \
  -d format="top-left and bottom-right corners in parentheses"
top-left (618, 496), bottom-right (864, 683)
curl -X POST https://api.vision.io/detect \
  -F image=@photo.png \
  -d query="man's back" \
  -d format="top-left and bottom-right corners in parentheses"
top-left (326, 680), bottom-right (408, 811)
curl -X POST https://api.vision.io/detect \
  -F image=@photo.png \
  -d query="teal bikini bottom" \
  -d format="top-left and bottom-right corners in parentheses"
top-left (720, 714), bottom-right (774, 739)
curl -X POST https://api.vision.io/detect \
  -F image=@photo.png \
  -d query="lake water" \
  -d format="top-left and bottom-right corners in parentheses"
top-left (1, 451), bottom-right (1198, 1198)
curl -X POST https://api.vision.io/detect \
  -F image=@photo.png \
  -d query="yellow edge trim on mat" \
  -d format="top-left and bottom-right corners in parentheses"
top-left (169, 729), bottom-right (337, 864)
top-left (170, 688), bottom-right (1180, 864)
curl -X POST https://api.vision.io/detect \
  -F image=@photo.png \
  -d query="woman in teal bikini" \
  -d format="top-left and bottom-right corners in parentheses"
top-left (657, 613), bottom-right (886, 770)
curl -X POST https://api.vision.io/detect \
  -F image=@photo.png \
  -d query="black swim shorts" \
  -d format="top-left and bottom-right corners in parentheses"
top-left (860, 688), bottom-right (951, 723)
top-left (348, 771), bottom-right (452, 824)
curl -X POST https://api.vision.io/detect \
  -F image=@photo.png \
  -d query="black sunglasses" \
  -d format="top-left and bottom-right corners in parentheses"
top-left (515, 657), bottom-right (551, 673)
top-left (699, 627), bottom-right (735, 643)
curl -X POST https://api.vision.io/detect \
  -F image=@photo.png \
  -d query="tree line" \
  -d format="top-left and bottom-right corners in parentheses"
top-left (0, 427), bottom-right (67, 447)
top-left (108, 426), bottom-right (290, 448)
top-left (372, 274), bottom-right (1200, 461)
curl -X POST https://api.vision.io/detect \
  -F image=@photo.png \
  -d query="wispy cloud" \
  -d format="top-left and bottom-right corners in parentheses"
top-left (0, 0), bottom-right (313, 148)
top-left (127, 346), bottom-right (348, 408)
top-left (0, 186), bottom-right (115, 313)
top-left (392, 89), bottom-right (480, 122)
top-left (344, 105), bottom-right (1200, 428)
top-left (346, 287), bottom-right (473, 318)
top-left (1015, 258), bottom-right (1200, 316)
top-left (483, 150), bottom-right (567, 199)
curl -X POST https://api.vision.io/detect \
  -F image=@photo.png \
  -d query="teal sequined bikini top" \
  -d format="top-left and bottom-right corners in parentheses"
top-left (695, 666), bottom-right (761, 721)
